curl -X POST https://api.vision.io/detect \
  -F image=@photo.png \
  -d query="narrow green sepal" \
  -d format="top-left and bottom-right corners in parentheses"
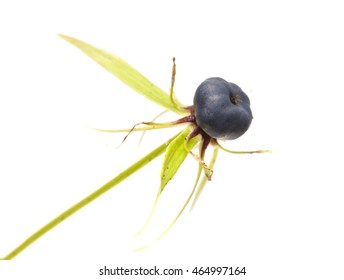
top-left (59, 34), bottom-right (186, 115)
top-left (160, 125), bottom-right (201, 192)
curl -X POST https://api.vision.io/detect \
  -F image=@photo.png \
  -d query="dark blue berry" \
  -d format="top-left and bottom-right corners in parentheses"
top-left (193, 77), bottom-right (253, 140)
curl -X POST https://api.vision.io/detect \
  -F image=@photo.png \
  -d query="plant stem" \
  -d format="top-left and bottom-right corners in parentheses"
top-left (1, 135), bottom-right (177, 260)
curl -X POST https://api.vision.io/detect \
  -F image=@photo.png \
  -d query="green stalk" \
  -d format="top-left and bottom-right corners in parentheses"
top-left (1, 134), bottom-right (178, 260)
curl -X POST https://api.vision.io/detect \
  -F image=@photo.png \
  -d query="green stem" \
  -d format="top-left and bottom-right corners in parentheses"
top-left (1, 134), bottom-right (178, 260)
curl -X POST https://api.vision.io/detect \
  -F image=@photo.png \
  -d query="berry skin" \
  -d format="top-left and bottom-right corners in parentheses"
top-left (193, 77), bottom-right (253, 140)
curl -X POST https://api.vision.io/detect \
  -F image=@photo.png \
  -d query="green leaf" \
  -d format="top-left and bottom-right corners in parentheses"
top-left (134, 125), bottom-right (200, 236)
top-left (134, 161), bottom-right (203, 251)
top-left (160, 125), bottom-right (201, 191)
top-left (59, 34), bottom-right (186, 115)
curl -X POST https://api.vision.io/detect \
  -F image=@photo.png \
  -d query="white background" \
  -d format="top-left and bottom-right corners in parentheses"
top-left (1, 0), bottom-right (343, 279)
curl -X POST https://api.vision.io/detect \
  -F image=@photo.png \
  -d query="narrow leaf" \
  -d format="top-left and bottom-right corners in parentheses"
top-left (160, 125), bottom-right (201, 191)
top-left (135, 162), bottom-right (203, 251)
top-left (59, 34), bottom-right (186, 115)
top-left (135, 125), bottom-right (200, 236)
